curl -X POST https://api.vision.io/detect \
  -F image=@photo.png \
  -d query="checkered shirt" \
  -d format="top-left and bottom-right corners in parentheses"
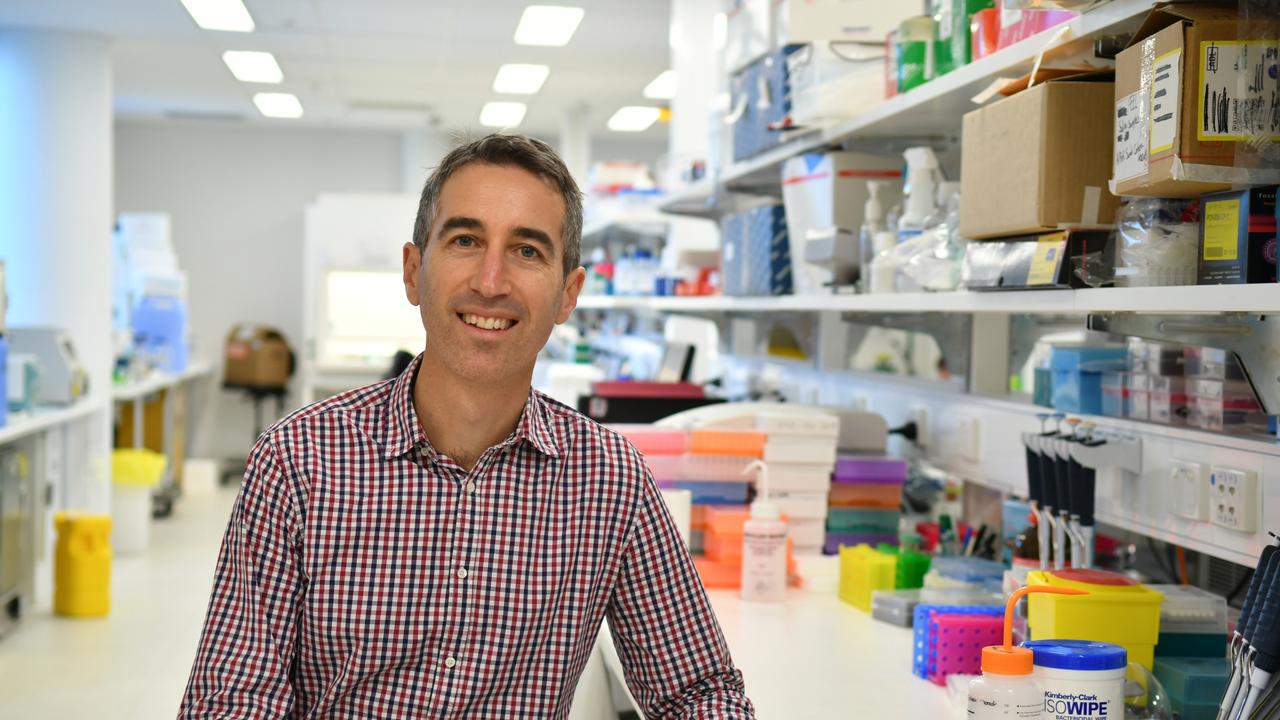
top-left (179, 354), bottom-right (753, 719)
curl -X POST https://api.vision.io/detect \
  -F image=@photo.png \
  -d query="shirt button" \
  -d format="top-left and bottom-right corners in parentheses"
top-left (457, 567), bottom-right (469, 579)
top-left (464, 481), bottom-right (476, 494)
top-left (443, 656), bottom-right (457, 669)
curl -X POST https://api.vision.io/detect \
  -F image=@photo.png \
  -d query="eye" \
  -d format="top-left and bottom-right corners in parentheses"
top-left (453, 235), bottom-right (476, 248)
top-left (518, 245), bottom-right (540, 259)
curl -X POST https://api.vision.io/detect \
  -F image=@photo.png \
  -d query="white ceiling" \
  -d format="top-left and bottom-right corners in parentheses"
top-left (0, 0), bottom-right (674, 139)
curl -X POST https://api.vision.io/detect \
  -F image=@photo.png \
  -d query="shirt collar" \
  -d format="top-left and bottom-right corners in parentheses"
top-left (384, 353), bottom-right (562, 460)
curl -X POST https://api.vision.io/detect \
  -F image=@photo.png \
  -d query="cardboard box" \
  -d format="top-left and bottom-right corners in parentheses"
top-left (1112, 4), bottom-right (1279, 197)
top-left (781, 151), bottom-right (903, 294)
top-left (960, 80), bottom-right (1121, 240)
top-left (1197, 186), bottom-right (1278, 285)
top-left (224, 325), bottom-right (293, 389)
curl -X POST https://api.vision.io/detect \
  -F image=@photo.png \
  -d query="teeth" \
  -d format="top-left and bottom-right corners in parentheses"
top-left (462, 313), bottom-right (512, 331)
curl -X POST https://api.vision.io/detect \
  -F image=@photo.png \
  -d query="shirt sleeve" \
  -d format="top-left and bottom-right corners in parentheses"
top-left (605, 460), bottom-right (756, 720)
top-left (178, 435), bottom-right (306, 719)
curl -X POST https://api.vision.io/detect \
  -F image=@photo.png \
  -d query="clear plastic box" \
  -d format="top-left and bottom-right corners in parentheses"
top-left (871, 589), bottom-right (921, 627)
top-left (1188, 379), bottom-right (1268, 435)
top-left (1101, 371), bottom-right (1129, 418)
top-left (1129, 373), bottom-right (1152, 421)
top-left (1149, 376), bottom-right (1190, 426)
top-left (1149, 584), bottom-right (1228, 635)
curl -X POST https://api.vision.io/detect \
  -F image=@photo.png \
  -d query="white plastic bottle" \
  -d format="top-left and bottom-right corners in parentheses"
top-left (858, 180), bottom-right (886, 293)
top-left (1022, 640), bottom-right (1127, 720)
top-left (968, 585), bottom-right (1089, 718)
top-left (741, 459), bottom-right (787, 603)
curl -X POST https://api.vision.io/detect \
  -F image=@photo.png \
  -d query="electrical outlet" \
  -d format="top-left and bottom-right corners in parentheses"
top-left (1170, 460), bottom-right (1208, 521)
top-left (1209, 466), bottom-right (1259, 533)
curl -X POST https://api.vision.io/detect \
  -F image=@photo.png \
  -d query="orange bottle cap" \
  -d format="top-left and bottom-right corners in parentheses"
top-left (982, 645), bottom-right (1034, 675)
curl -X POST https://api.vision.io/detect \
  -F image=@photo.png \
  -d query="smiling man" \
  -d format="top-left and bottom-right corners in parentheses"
top-left (179, 134), bottom-right (754, 719)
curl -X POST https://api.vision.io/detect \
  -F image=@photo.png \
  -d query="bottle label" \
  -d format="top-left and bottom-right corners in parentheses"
top-left (967, 695), bottom-right (1040, 717)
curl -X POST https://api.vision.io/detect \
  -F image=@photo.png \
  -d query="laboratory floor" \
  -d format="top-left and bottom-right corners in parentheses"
top-left (0, 474), bottom-right (236, 719)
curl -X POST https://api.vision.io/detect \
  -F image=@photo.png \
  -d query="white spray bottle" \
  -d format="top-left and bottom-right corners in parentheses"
top-left (741, 459), bottom-right (787, 603)
top-left (898, 146), bottom-right (942, 241)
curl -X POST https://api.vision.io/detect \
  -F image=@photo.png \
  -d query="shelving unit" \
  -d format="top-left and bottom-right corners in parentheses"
top-left (0, 399), bottom-right (104, 448)
top-left (659, 0), bottom-right (1154, 218)
top-left (577, 284), bottom-right (1280, 316)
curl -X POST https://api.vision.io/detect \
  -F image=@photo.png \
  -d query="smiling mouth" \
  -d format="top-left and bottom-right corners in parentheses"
top-left (458, 313), bottom-right (517, 332)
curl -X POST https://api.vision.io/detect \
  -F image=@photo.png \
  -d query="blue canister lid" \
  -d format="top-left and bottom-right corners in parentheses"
top-left (1021, 640), bottom-right (1128, 671)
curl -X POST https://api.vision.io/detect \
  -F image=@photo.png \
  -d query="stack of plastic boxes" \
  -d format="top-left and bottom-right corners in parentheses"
top-left (695, 505), bottom-right (797, 590)
top-left (681, 428), bottom-right (763, 552)
top-left (757, 413), bottom-right (839, 554)
top-left (825, 456), bottom-right (906, 554)
top-left (1185, 347), bottom-right (1269, 435)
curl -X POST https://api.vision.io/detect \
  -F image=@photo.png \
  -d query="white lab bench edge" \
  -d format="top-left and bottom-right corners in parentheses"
top-left (595, 587), bottom-right (957, 719)
top-left (0, 397), bottom-right (106, 447)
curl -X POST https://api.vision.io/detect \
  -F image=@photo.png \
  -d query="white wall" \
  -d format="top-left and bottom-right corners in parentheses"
top-left (114, 119), bottom-right (404, 463)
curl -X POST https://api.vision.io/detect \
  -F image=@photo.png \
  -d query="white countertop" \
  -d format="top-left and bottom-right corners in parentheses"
top-left (706, 589), bottom-right (958, 719)
top-left (110, 360), bottom-right (213, 402)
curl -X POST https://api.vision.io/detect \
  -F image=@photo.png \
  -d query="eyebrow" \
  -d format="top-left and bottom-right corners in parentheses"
top-left (437, 216), bottom-right (558, 256)
top-left (438, 216), bottom-right (484, 236)
top-left (513, 226), bottom-right (555, 254)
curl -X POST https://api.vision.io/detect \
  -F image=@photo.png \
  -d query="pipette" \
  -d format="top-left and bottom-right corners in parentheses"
top-left (1219, 534), bottom-right (1280, 720)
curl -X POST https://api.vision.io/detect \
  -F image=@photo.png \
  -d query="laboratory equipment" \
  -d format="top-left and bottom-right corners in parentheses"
top-left (968, 585), bottom-right (1088, 720)
top-left (896, 16), bottom-right (938, 92)
top-left (741, 460), bottom-right (787, 603)
top-left (1024, 639), bottom-right (1128, 720)
top-left (7, 354), bottom-right (38, 414)
top-left (133, 287), bottom-right (189, 374)
top-left (838, 544), bottom-right (897, 612)
top-left (110, 449), bottom-right (167, 556)
top-left (858, 180), bottom-right (888, 293)
top-left (1113, 197), bottom-right (1200, 288)
top-left (801, 227), bottom-right (860, 291)
top-left (1150, 584), bottom-right (1229, 659)
top-left (1218, 536), bottom-right (1280, 720)
top-left (871, 588), bottom-right (921, 627)
top-left (1026, 569), bottom-right (1163, 670)
top-left (1049, 344), bottom-right (1128, 415)
top-left (6, 327), bottom-right (88, 405)
top-left (912, 603), bottom-right (1003, 683)
top-left (867, 230), bottom-right (900, 293)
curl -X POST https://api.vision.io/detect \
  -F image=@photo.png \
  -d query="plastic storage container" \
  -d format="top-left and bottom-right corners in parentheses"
top-left (1151, 584), bottom-right (1229, 658)
top-left (871, 588), bottom-right (921, 627)
top-left (1149, 375), bottom-right (1190, 426)
top-left (54, 512), bottom-right (112, 617)
top-left (1153, 656), bottom-right (1230, 720)
top-left (1100, 371), bottom-right (1129, 418)
top-left (610, 425), bottom-right (687, 455)
top-left (110, 449), bottom-right (167, 556)
top-left (689, 429), bottom-right (766, 457)
top-left (912, 604), bottom-right (1003, 681)
top-left (1128, 373), bottom-right (1152, 421)
top-left (878, 543), bottom-right (931, 589)
top-left (826, 507), bottom-right (899, 533)
top-left (1188, 378), bottom-right (1268, 435)
top-left (833, 456), bottom-right (908, 483)
top-left (657, 480), bottom-right (750, 506)
top-left (1027, 569), bottom-right (1163, 670)
top-left (824, 531), bottom-right (898, 555)
top-left (1023, 640), bottom-right (1128, 720)
top-left (681, 453), bottom-right (760, 481)
top-left (829, 482), bottom-right (902, 509)
top-left (1049, 345), bottom-right (1128, 415)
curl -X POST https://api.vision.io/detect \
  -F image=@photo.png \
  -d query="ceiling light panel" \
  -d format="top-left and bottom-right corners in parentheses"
top-left (253, 92), bottom-right (304, 119)
top-left (479, 101), bottom-right (528, 128)
top-left (223, 51), bottom-right (283, 83)
top-left (179, 0), bottom-right (255, 32)
top-left (492, 64), bottom-right (550, 95)
top-left (607, 106), bottom-right (661, 132)
top-left (643, 70), bottom-right (678, 100)
top-left (513, 6), bottom-right (585, 47)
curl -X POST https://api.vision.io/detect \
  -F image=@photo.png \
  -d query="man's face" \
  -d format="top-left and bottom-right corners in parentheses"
top-left (403, 162), bottom-right (585, 385)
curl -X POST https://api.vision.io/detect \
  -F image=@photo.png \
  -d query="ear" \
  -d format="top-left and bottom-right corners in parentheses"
top-left (402, 242), bottom-right (422, 307)
top-left (555, 266), bottom-right (586, 325)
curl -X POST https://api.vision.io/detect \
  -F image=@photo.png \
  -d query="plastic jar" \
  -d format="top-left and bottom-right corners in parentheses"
top-left (1023, 640), bottom-right (1127, 720)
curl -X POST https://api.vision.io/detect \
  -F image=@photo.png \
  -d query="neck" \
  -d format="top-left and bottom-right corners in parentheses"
top-left (413, 352), bottom-right (531, 471)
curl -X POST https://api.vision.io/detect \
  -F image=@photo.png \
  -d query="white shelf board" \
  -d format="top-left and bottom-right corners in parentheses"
top-left (582, 206), bottom-right (670, 242)
top-left (575, 284), bottom-right (1280, 316)
top-left (659, 0), bottom-right (1154, 218)
top-left (110, 360), bottom-right (214, 402)
top-left (0, 398), bottom-right (104, 447)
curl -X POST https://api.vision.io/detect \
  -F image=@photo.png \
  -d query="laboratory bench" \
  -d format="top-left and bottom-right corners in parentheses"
top-left (707, 589), bottom-right (955, 718)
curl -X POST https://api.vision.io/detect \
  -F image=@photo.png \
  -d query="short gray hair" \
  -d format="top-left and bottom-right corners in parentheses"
top-left (412, 133), bottom-right (583, 277)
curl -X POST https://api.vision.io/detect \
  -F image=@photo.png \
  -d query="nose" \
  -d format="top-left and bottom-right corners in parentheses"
top-left (469, 243), bottom-right (512, 298)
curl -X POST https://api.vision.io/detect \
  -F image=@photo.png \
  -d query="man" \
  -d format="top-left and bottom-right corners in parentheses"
top-left (179, 134), bottom-right (754, 719)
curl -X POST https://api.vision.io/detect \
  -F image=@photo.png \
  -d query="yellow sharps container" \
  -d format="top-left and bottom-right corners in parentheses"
top-left (1027, 569), bottom-right (1163, 670)
top-left (54, 512), bottom-right (112, 617)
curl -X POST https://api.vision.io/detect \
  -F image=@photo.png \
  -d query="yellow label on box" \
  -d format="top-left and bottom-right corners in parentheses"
top-left (1027, 235), bottom-right (1065, 286)
top-left (1202, 198), bottom-right (1240, 262)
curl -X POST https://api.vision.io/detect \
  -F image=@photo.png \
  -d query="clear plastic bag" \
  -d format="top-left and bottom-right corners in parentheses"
top-left (1111, 197), bottom-right (1200, 288)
